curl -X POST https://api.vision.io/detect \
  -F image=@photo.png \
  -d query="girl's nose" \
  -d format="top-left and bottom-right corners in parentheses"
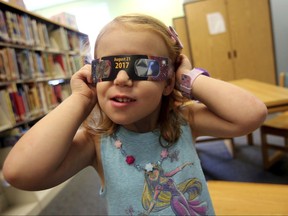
top-left (113, 70), bottom-right (133, 86)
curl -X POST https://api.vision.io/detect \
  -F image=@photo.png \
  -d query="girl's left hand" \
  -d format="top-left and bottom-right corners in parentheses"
top-left (174, 54), bottom-right (192, 89)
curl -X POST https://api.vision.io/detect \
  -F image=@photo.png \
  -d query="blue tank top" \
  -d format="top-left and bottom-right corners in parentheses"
top-left (100, 124), bottom-right (215, 215)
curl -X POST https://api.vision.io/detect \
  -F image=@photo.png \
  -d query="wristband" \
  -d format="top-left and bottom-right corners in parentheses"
top-left (178, 68), bottom-right (210, 99)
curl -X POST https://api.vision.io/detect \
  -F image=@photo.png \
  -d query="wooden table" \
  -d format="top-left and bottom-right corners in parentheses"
top-left (229, 79), bottom-right (288, 113)
top-left (229, 79), bottom-right (288, 145)
top-left (197, 79), bottom-right (288, 148)
top-left (208, 181), bottom-right (288, 215)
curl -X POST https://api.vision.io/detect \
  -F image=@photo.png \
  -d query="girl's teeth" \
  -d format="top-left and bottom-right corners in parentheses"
top-left (115, 98), bottom-right (133, 103)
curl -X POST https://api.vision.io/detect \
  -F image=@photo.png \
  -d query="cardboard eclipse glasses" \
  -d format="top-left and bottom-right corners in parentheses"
top-left (91, 55), bottom-right (170, 84)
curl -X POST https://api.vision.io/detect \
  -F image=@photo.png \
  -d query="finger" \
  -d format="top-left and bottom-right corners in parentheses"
top-left (82, 64), bottom-right (93, 84)
top-left (74, 64), bottom-right (92, 82)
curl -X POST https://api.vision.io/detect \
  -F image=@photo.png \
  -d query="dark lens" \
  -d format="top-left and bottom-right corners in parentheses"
top-left (97, 60), bottom-right (111, 79)
top-left (135, 59), bottom-right (159, 77)
top-left (147, 60), bottom-right (159, 76)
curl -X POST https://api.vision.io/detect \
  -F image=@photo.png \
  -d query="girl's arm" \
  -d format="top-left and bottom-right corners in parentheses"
top-left (176, 55), bottom-right (267, 139)
top-left (3, 65), bottom-right (98, 191)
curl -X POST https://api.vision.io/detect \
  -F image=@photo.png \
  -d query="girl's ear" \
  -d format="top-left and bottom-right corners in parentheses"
top-left (163, 74), bottom-right (175, 96)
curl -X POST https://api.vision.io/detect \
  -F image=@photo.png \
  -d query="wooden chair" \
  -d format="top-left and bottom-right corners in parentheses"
top-left (196, 137), bottom-right (235, 158)
top-left (260, 111), bottom-right (288, 169)
top-left (260, 72), bottom-right (288, 169)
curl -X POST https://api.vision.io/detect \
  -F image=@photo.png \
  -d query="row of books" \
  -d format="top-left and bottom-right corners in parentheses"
top-left (0, 9), bottom-right (86, 51)
top-left (0, 47), bottom-right (85, 82)
top-left (0, 82), bottom-right (71, 132)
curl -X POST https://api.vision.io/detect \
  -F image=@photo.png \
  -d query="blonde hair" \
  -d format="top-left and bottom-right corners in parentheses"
top-left (83, 14), bottom-right (189, 146)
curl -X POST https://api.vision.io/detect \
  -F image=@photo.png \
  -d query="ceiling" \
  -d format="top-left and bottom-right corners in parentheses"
top-left (24, 0), bottom-right (76, 11)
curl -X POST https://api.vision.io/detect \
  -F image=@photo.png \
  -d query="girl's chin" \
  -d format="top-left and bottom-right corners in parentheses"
top-left (108, 116), bottom-right (135, 126)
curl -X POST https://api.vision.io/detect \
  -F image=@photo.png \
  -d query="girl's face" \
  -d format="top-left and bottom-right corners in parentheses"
top-left (96, 26), bottom-right (174, 132)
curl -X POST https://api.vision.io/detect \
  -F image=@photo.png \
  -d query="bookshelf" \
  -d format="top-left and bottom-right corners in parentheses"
top-left (0, 1), bottom-right (90, 135)
top-left (0, 1), bottom-right (90, 214)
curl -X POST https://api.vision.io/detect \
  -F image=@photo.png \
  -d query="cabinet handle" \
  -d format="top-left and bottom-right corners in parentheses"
top-left (228, 51), bottom-right (232, 59)
top-left (233, 50), bottom-right (237, 58)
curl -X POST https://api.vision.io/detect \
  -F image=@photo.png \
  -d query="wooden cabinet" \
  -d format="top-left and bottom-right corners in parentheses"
top-left (184, 0), bottom-right (276, 84)
top-left (172, 16), bottom-right (192, 62)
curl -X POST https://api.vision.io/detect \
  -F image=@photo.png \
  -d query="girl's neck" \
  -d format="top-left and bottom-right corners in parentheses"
top-left (121, 111), bottom-right (160, 133)
top-left (122, 122), bottom-right (158, 133)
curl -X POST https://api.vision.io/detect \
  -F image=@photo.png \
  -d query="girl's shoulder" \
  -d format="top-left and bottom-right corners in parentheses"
top-left (87, 131), bottom-right (105, 187)
top-left (76, 128), bottom-right (105, 184)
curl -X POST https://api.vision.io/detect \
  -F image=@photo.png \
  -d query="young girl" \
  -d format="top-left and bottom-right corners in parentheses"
top-left (3, 14), bottom-right (267, 215)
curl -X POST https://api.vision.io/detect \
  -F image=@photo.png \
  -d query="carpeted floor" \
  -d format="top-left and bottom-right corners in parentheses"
top-left (39, 129), bottom-right (288, 215)
top-left (40, 166), bottom-right (107, 215)
top-left (197, 132), bottom-right (288, 184)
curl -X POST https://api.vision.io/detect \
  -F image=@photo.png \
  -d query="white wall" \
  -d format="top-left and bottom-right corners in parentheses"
top-left (31, 0), bottom-right (184, 55)
top-left (270, 0), bottom-right (288, 84)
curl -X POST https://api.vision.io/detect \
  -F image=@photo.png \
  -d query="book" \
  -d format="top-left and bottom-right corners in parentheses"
top-left (32, 52), bottom-right (45, 78)
top-left (41, 53), bottom-right (54, 78)
top-left (17, 14), bottom-right (27, 45)
top-left (50, 12), bottom-right (78, 30)
top-left (0, 47), bottom-right (21, 81)
top-left (22, 84), bottom-right (34, 116)
top-left (11, 12), bottom-right (22, 44)
top-left (49, 27), bottom-right (70, 51)
top-left (67, 31), bottom-right (80, 51)
top-left (37, 82), bottom-right (48, 113)
top-left (0, 9), bottom-right (10, 42)
top-left (22, 84), bottom-right (43, 117)
top-left (53, 54), bottom-right (68, 77)
top-left (0, 89), bottom-right (16, 126)
top-left (6, 48), bottom-right (20, 80)
top-left (31, 19), bottom-right (40, 47)
top-left (16, 50), bottom-right (34, 80)
top-left (7, 84), bottom-right (20, 122)
top-left (17, 84), bottom-right (30, 119)
top-left (0, 106), bottom-right (12, 131)
top-left (29, 85), bottom-right (42, 115)
top-left (0, 49), bottom-right (6, 81)
top-left (60, 82), bottom-right (71, 100)
top-left (37, 22), bottom-right (46, 48)
top-left (41, 23), bottom-right (51, 48)
top-left (69, 55), bottom-right (83, 74)
top-left (22, 15), bottom-right (35, 46)
top-left (44, 83), bottom-right (58, 109)
top-left (0, 48), bottom-right (11, 81)
top-left (10, 90), bottom-right (26, 121)
top-left (5, 11), bottom-right (15, 42)
top-left (8, 0), bottom-right (26, 10)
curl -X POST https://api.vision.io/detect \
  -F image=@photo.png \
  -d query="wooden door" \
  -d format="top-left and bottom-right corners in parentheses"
top-left (184, 0), bottom-right (235, 81)
top-left (173, 16), bottom-right (192, 62)
top-left (227, 0), bottom-right (276, 84)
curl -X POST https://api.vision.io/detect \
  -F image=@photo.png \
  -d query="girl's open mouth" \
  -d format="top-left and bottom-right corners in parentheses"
top-left (112, 97), bottom-right (136, 103)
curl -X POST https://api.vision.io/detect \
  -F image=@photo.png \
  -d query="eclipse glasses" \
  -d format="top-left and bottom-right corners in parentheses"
top-left (91, 55), bottom-right (171, 84)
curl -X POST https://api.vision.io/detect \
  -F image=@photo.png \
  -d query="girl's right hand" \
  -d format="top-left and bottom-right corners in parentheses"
top-left (70, 64), bottom-right (98, 105)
